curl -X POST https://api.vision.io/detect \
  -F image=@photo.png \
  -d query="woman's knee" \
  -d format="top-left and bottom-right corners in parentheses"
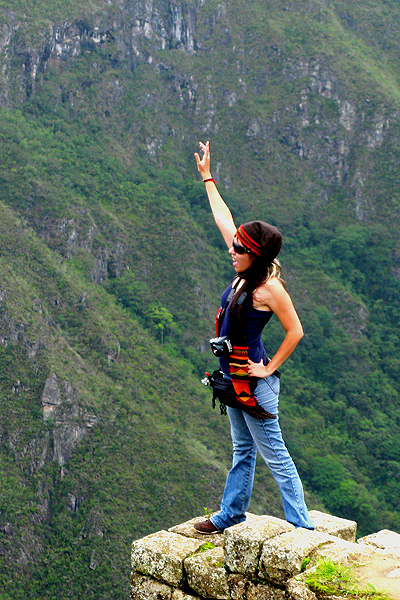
top-left (232, 438), bottom-right (257, 456)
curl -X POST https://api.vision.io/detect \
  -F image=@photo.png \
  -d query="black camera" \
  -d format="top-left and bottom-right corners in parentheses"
top-left (210, 335), bottom-right (233, 357)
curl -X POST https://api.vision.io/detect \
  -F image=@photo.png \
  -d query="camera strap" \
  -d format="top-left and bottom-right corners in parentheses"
top-left (215, 277), bottom-right (240, 336)
top-left (212, 278), bottom-right (279, 419)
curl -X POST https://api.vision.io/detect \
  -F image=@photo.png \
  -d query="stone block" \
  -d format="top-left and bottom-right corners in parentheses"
top-left (358, 529), bottom-right (400, 559)
top-left (171, 590), bottom-right (200, 600)
top-left (224, 515), bottom-right (294, 577)
top-left (309, 510), bottom-right (357, 542)
top-left (285, 576), bottom-right (317, 600)
top-left (131, 530), bottom-right (203, 587)
top-left (168, 515), bottom-right (225, 547)
top-left (228, 573), bottom-right (286, 600)
top-left (313, 533), bottom-right (373, 564)
top-left (355, 554), bottom-right (400, 599)
top-left (184, 546), bottom-right (230, 599)
top-left (131, 518), bottom-right (400, 600)
top-left (131, 572), bottom-right (172, 600)
top-left (259, 530), bottom-right (332, 585)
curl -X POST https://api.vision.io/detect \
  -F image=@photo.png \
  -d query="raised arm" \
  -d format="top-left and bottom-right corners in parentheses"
top-left (194, 141), bottom-right (237, 248)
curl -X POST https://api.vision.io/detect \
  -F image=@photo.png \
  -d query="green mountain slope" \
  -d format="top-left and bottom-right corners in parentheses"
top-left (1, 0), bottom-right (400, 598)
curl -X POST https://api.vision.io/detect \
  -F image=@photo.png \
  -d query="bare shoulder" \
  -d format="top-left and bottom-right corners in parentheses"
top-left (253, 277), bottom-right (290, 311)
top-left (257, 276), bottom-right (287, 299)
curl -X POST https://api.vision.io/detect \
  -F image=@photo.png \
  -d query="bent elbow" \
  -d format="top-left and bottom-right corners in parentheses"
top-left (287, 328), bottom-right (303, 348)
top-left (295, 326), bottom-right (304, 344)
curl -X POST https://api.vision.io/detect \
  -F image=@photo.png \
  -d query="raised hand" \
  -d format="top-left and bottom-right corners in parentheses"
top-left (194, 140), bottom-right (211, 180)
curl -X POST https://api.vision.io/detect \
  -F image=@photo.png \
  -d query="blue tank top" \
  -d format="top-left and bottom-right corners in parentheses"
top-left (218, 281), bottom-right (273, 375)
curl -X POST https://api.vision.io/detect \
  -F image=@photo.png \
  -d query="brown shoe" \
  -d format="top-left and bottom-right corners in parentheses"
top-left (193, 519), bottom-right (223, 534)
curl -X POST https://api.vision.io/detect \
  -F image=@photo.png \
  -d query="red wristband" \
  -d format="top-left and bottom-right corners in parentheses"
top-left (203, 178), bottom-right (215, 183)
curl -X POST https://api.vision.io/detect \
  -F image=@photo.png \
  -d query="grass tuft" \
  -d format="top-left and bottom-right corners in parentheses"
top-left (305, 558), bottom-right (391, 599)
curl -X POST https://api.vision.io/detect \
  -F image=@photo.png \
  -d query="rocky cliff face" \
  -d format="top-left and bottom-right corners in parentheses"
top-left (1, 1), bottom-right (400, 598)
top-left (0, 0), bottom-right (204, 105)
top-left (2, 0), bottom-right (397, 294)
top-left (1, 0), bottom-right (397, 225)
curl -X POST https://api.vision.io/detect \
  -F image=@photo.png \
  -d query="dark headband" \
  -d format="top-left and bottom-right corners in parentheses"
top-left (236, 225), bottom-right (263, 256)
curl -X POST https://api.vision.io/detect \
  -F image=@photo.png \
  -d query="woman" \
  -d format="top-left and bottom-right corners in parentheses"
top-left (193, 140), bottom-right (314, 533)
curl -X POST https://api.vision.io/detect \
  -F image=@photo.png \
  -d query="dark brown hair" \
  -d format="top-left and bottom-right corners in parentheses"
top-left (229, 221), bottom-right (283, 342)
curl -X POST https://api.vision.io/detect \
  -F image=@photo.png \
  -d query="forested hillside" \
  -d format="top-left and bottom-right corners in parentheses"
top-left (1, 0), bottom-right (400, 598)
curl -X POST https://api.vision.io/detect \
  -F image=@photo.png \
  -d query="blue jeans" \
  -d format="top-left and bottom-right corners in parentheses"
top-left (211, 376), bottom-right (314, 531)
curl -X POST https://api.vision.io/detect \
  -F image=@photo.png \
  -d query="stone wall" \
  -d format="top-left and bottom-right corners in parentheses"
top-left (131, 510), bottom-right (400, 600)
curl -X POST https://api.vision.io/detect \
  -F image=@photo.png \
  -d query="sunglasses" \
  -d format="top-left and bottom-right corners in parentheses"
top-left (232, 239), bottom-right (252, 255)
